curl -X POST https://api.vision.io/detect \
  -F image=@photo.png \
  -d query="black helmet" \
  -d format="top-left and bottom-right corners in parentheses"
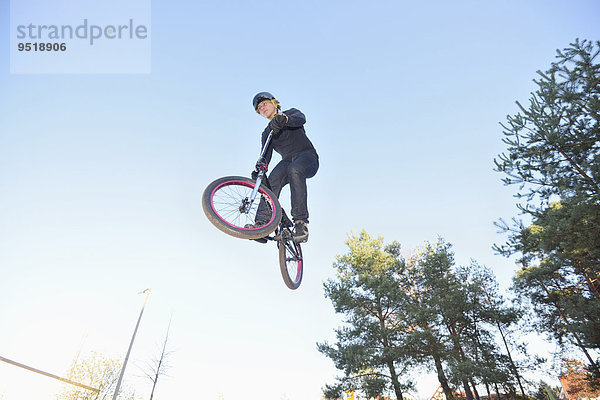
top-left (252, 92), bottom-right (276, 110)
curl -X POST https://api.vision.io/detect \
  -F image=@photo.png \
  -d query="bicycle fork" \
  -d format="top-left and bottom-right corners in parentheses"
top-left (242, 171), bottom-right (265, 213)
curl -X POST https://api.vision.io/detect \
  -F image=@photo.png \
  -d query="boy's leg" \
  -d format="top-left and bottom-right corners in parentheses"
top-left (288, 153), bottom-right (318, 242)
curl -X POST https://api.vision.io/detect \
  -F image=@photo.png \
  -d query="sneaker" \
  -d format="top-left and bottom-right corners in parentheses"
top-left (244, 223), bottom-right (268, 244)
top-left (293, 220), bottom-right (309, 243)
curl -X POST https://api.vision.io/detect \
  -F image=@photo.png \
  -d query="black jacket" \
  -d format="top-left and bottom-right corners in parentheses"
top-left (261, 108), bottom-right (318, 164)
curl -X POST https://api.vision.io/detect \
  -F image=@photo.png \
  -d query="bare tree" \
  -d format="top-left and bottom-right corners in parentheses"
top-left (139, 317), bottom-right (174, 400)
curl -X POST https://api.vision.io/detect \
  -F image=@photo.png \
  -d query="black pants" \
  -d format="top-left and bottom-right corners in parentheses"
top-left (257, 151), bottom-right (319, 223)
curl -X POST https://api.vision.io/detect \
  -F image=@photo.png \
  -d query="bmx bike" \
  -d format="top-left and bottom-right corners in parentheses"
top-left (202, 127), bottom-right (304, 290)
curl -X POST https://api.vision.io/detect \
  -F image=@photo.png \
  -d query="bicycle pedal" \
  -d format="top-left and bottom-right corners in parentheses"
top-left (251, 237), bottom-right (268, 244)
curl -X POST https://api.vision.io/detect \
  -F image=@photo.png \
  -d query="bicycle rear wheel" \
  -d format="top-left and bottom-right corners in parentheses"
top-left (278, 236), bottom-right (303, 290)
top-left (202, 176), bottom-right (282, 240)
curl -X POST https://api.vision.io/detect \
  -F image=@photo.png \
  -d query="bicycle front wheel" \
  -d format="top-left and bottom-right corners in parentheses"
top-left (279, 237), bottom-right (303, 290)
top-left (202, 176), bottom-right (282, 240)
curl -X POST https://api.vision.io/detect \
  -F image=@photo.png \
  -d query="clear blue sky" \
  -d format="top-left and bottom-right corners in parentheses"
top-left (1, 1), bottom-right (599, 399)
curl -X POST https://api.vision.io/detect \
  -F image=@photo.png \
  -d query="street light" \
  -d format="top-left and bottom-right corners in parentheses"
top-left (112, 288), bottom-right (151, 400)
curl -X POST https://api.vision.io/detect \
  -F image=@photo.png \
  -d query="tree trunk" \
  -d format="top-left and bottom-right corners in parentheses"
top-left (481, 290), bottom-right (526, 397)
top-left (470, 379), bottom-right (480, 400)
top-left (539, 279), bottom-right (600, 376)
top-left (149, 372), bottom-right (158, 400)
top-left (494, 383), bottom-right (501, 400)
top-left (433, 353), bottom-right (454, 400)
top-left (386, 360), bottom-right (404, 400)
top-left (447, 323), bottom-right (474, 400)
top-left (462, 381), bottom-right (474, 400)
top-left (484, 382), bottom-right (492, 400)
top-left (495, 320), bottom-right (525, 396)
top-left (377, 301), bottom-right (404, 400)
top-left (581, 267), bottom-right (600, 302)
top-left (388, 363), bottom-right (404, 400)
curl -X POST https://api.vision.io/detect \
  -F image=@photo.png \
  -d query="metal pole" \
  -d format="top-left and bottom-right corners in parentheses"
top-left (112, 288), bottom-right (151, 400)
top-left (0, 355), bottom-right (100, 393)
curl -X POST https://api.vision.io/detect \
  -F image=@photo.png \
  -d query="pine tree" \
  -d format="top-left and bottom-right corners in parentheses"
top-left (494, 39), bottom-right (600, 376)
top-left (405, 241), bottom-right (526, 398)
top-left (318, 231), bottom-right (412, 400)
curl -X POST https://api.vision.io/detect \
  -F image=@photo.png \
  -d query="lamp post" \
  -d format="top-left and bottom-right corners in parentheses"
top-left (112, 288), bottom-right (151, 400)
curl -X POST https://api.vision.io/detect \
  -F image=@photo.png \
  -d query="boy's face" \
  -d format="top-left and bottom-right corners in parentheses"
top-left (257, 100), bottom-right (277, 119)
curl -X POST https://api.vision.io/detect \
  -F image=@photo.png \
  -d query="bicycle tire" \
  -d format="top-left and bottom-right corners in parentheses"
top-left (279, 237), bottom-right (303, 290)
top-left (202, 176), bottom-right (282, 240)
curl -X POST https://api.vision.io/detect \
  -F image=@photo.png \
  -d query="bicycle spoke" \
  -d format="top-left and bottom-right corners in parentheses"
top-left (209, 180), bottom-right (277, 229)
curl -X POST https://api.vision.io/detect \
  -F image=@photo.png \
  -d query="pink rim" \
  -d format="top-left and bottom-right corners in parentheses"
top-left (210, 179), bottom-right (276, 230)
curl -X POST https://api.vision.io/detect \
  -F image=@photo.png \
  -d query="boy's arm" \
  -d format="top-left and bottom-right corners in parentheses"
top-left (283, 108), bottom-right (306, 128)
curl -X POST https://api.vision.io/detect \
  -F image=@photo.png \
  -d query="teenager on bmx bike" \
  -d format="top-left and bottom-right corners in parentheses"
top-left (247, 92), bottom-right (319, 243)
top-left (202, 92), bottom-right (319, 289)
